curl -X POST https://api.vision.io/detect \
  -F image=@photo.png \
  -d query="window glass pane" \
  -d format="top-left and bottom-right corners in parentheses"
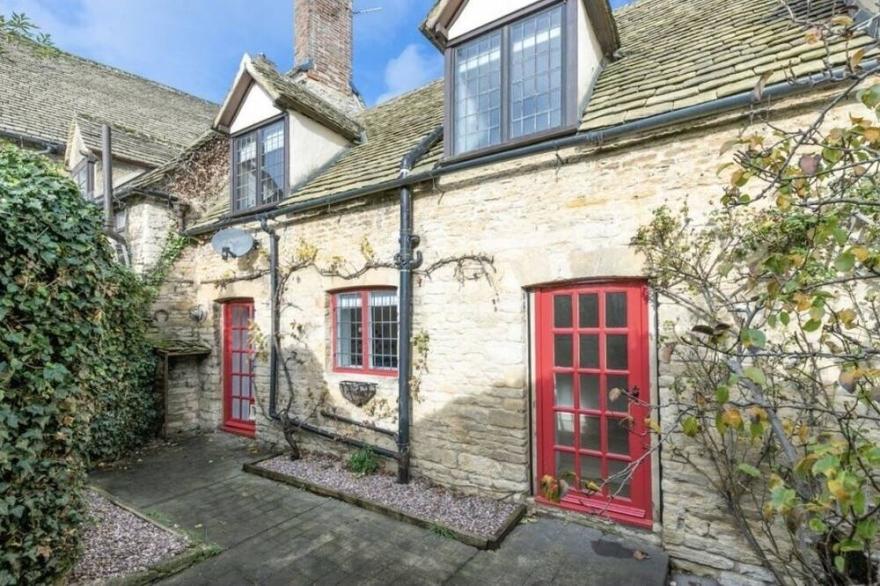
top-left (579, 294), bottom-right (598, 327)
top-left (553, 295), bottom-right (572, 328)
top-left (606, 292), bottom-right (627, 328)
top-left (579, 414), bottom-right (601, 451)
top-left (555, 412), bottom-right (575, 446)
top-left (369, 291), bottom-right (398, 369)
top-left (72, 164), bottom-right (91, 198)
top-left (579, 374), bottom-right (599, 410)
top-left (579, 455), bottom-right (601, 491)
top-left (233, 133), bottom-right (258, 211)
top-left (554, 334), bottom-right (573, 367)
top-left (554, 373), bottom-right (573, 407)
top-left (259, 121), bottom-right (285, 204)
top-left (608, 418), bottom-right (630, 455)
top-left (579, 334), bottom-right (599, 369)
top-left (607, 334), bottom-right (628, 370)
top-left (336, 293), bottom-right (362, 367)
top-left (556, 451), bottom-right (576, 483)
top-left (454, 31), bottom-right (502, 154)
top-left (607, 459), bottom-right (632, 498)
top-left (509, 5), bottom-right (563, 139)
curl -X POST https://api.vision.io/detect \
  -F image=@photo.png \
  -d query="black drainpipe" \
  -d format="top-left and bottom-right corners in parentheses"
top-left (396, 127), bottom-right (444, 484)
top-left (101, 125), bottom-right (114, 233)
top-left (259, 217), bottom-right (280, 419)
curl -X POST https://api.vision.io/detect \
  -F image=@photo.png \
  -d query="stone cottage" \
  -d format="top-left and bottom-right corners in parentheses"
top-left (9, 0), bottom-right (879, 582)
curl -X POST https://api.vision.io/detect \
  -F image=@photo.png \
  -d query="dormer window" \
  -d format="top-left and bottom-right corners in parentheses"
top-left (450, 3), bottom-right (567, 157)
top-left (232, 117), bottom-right (287, 213)
top-left (71, 159), bottom-right (94, 199)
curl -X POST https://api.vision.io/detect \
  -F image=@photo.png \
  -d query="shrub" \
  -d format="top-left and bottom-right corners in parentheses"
top-left (347, 448), bottom-right (379, 476)
top-left (0, 144), bottom-right (158, 584)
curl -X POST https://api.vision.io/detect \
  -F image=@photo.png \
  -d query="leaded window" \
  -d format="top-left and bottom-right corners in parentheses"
top-left (510, 7), bottom-right (563, 139)
top-left (451, 3), bottom-right (567, 156)
top-left (333, 289), bottom-right (398, 374)
top-left (232, 118), bottom-right (286, 212)
top-left (71, 160), bottom-right (94, 199)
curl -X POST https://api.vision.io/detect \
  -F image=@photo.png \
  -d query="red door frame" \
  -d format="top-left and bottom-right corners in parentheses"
top-left (535, 280), bottom-right (653, 528)
top-left (222, 300), bottom-right (256, 437)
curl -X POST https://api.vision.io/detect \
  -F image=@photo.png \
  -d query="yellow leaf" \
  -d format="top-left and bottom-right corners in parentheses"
top-left (645, 418), bottom-right (662, 433)
top-left (828, 478), bottom-right (849, 503)
top-left (776, 193), bottom-right (791, 210)
top-left (850, 47), bottom-right (866, 71)
top-left (864, 126), bottom-right (880, 143)
top-left (793, 292), bottom-right (812, 312)
top-left (721, 408), bottom-right (744, 429)
top-left (851, 246), bottom-right (870, 262)
top-left (837, 308), bottom-right (857, 327)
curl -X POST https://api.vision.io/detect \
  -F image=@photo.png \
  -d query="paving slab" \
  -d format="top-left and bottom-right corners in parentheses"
top-left (90, 433), bottom-right (668, 585)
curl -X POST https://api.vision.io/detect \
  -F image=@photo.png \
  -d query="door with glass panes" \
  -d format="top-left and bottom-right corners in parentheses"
top-left (223, 300), bottom-right (256, 436)
top-left (536, 282), bottom-right (652, 527)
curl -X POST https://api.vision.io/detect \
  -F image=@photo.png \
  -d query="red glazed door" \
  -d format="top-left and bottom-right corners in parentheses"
top-left (536, 282), bottom-right (652, 528)
top-left (223, 301), bottom-right (256, 436)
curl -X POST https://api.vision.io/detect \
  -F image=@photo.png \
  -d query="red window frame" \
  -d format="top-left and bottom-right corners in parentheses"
top-left (222, 300), bottom-right (256, 437)
top-left (330, 288), bottom-right (398, 377)
top-left (535, 281), bottom-right (653, 528)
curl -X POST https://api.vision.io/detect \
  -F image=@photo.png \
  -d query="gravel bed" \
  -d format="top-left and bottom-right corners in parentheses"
top-left (258, 455), bottom-right (518, 537)
top-left (68, 491), bottom-right (189, 585)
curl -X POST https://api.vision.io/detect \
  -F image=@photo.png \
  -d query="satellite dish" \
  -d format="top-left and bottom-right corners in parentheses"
top-left (211, 228), bottom-right (256, 260)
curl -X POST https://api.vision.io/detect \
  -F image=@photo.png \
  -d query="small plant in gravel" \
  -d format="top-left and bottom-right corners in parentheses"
top-left (347, 448), bottom-right (379, 476)
top-left (429, 524), bottom-right (455, 539)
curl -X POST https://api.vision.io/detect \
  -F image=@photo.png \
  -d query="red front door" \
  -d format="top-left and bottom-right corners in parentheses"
top-left (536, 282), bottom-right (652, 528)
top-left (223, 301), bottom-right (256, 436)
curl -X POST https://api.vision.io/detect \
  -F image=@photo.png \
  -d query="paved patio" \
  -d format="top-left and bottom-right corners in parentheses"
top-left (90, 434), bottom-right (668, 585)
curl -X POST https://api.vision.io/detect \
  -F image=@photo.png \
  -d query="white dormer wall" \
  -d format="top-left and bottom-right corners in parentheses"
top-left (577, 0), bottom-right (603, 113)
top-left (446, 0), bottom-right (604, 119)
top-left (447, 0), bottom-right (536, 40)
top-left (229, 80), bottom-right (350, 189)
top-left (230, 83), bottom-right (281, 134)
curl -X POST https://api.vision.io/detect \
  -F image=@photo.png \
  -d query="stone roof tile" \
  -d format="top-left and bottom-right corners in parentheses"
top-left (0, 37), bottom-right (217, 164)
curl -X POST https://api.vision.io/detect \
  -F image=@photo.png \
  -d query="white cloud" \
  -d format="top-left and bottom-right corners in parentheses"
top-left (376, 43), bottom-right (442, 103)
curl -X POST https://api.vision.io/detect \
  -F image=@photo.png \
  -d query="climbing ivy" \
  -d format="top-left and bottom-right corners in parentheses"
top-left (142, 229), bottom-right (190, 300)
top-left (0, 144), bottom-right (158, 584)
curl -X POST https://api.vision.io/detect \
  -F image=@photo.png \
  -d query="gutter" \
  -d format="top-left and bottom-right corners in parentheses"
top-left (0, 130), bottom-right (63, 154)
top-left (185, 61), bottom-right (865, 238)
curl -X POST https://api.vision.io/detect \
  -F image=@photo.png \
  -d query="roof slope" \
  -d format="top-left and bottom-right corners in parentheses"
top-left (179, 0), bottom-right (876, 230)
top-left (0, 37), bottom-right (217, 161)
top-left (582, 0), bottom-right (877, 128)
top-left (74, 114), bottom-right (183, 168)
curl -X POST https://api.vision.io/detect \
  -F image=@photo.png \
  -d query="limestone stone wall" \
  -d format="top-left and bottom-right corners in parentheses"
top-left (143, 92), bottom-right (871, 584)
top-left (124, 198), bottom-right (176, 275)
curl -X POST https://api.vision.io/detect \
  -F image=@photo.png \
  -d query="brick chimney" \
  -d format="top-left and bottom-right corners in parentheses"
top-left (294, 0), bottom-right (354, 99)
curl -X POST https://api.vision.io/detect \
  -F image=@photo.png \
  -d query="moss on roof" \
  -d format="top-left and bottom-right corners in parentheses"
top-left (248, 56), bottom-right (364, 142)
top-left (0, 36), bottom-right (217, 160)
top-left (74, 114), bottom-right (184, 168)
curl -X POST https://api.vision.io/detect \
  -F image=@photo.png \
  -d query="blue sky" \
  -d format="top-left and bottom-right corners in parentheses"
top-left (7, 0), bottom-right (634, 106)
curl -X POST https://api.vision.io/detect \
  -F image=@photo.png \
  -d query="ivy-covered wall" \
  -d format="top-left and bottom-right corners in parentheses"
top-left (0, 144), bottom-right (160, 584)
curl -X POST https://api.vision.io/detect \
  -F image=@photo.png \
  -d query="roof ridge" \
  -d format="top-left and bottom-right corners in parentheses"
top-left (3, 35), bottom-right (219, 109)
